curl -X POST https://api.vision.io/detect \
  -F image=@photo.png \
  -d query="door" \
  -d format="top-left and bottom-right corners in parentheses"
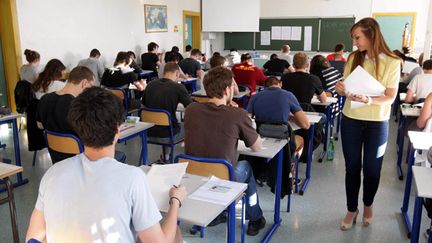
top-left (183, 11), bottom-right (201, 51)
top-left (0, 35), bottom-right (9, 107)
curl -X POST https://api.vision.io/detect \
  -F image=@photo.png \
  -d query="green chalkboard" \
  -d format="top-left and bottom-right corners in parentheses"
top-left (319, 18), bottom-right (354, 52)
top-left (224, 17), bottom-right (355, 52)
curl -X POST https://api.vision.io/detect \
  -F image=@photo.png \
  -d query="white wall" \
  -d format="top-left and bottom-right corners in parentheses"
top-left (210, 0), bottom-right (430, 54)
top-left (16, 0), bottom-right (200, 70)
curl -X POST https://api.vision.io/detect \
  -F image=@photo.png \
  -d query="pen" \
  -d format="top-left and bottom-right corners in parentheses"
top-left (173, 185), bottom-right (178, 188)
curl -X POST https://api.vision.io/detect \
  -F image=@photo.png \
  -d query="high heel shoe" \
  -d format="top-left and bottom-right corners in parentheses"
top-left (340, 210), bottom-right (359, 231)
top-left (363, 206), bottom-right (373, 227)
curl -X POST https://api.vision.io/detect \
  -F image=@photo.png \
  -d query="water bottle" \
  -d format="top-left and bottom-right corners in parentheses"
top-left (327, 137), bottom-right (335, 161)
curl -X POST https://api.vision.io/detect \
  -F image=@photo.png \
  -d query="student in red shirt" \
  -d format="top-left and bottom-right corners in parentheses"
top-left (231, 53), bottom-right (266, 93)
top-left (326, 43), bottom-right (346, 62)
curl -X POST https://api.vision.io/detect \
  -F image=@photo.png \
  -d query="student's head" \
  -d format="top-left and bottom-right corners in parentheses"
top-left (24, 49), bottom-right (40, 64)
top-left (204, 66), bottom-right (234, 103)
top-left (89, 49), bottom-right (101, 58)
top-left (127, 51), bottom-right (136, 59)
top-left (281, 45), bottom-right (290, 54)
top-left (310, 55), bottom-right (330, 75)
top-left (270, 54), bottom-right (278, 60)
top-left (264, 76), bottom-right (282, 88)
top-left (210, 55), bottom-right (227, 68)
top-left (190, 49), bottom-right (202, 59)
top-left (422, 60), bottom-right (432, 71)
top-left (32, 59), bottom-right (66, 92)
top-left (240, 53), bottom-right (252, 62)
top-left (165, 51), bottom-right (180, 63)
top-left (349, 17), bottom-right (397, 74)
top-left (334, 43), bottom-right (345, 53)
top-left (185, 45), bottom-right (192, 52)
top-left (230, 48), bottom-right (238, 53)
top-left (163, 63), bottom-right (180, 79)
top-left (68, 66), bottom-right (95, 90)
top-left (68, 87), bottom-right (125, 149)
top-left (293, 52), bottom-right (309, 69)
top-left (171, 46), bottom-right (180, 53)
top-left (114, 52), bottom-right (131, 66)
top-left (212, 52), bottom-right (220, 57)
top-left (147, 42), bottom-right (159, 52)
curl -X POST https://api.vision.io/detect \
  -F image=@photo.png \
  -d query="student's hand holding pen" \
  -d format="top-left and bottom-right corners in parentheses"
top-left (169, 185), bottom-right (187, 208)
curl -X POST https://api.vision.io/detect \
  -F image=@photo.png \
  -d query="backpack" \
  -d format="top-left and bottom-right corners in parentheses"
top-left (14, 80), bottom-right (35, 113)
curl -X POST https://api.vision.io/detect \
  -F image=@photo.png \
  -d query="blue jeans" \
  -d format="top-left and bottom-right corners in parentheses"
top-left (341, 116), bottom-right (389, 212)
top-left (235, 160), bottom-right (263, 221)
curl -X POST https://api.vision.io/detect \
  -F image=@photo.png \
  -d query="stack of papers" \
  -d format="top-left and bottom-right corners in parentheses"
top-left (189, 176), bottom-right (246, 206)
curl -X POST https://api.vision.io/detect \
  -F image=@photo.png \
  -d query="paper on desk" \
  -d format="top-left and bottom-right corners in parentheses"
top-left (188, 176), bottom-right (246, 206)
top-left (147, 163), bottom-right (188, 208)
top-left (402, 61), bottom-right (419, 74)
top-left (344, 66), bottom-right (385, 97)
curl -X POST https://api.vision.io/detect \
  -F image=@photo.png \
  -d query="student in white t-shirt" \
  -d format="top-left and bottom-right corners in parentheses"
top-left (26, 87), bottom-right (187, 243)
top-left (279, 44), bottom-right (293, 65)
top-left (405, 59), bottom-right (432, 103)
top-left (32, 59), bottom-right (66, 100)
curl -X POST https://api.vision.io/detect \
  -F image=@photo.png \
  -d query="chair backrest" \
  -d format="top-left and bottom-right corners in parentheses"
top-left (191, 95), bottom-right (210, 103)
top-left (45, 130), bottom-right (84, 154)
top-left (175, 154), bottom-right (234, 181)
top-left (140, 107), bottom-right (171, 127)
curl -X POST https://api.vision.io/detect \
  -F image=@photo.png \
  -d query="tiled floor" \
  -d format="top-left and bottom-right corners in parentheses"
top-left (0, 119), bottom-right (430, 242)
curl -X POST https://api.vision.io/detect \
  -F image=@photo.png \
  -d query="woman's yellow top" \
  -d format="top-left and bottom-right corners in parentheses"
top-left (342, 53), bottom-right (400, 121)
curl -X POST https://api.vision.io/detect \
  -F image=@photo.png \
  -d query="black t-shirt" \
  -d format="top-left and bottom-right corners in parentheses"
top-left (101, 69), bottom-right (138, 88)
top-left (141, 52), bottom-right (159, 73)
top-left (281, 72), bottom-right (324, 103)
top-left (142, 78), bottom-right (193, 137)
top-left (178, 58), bottom-right (201, 77)
top-left (263, 58), bottom-right (290, 75)
top-left (164, 52), bottom-right (184, 63)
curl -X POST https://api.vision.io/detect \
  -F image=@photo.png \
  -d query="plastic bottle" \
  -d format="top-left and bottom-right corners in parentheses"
top-left (327, 137), bottom-right (335, 161)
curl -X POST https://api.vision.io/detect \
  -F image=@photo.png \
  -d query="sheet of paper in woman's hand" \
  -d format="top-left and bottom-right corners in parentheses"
top-left (344, 66), bottom-right (385, 96)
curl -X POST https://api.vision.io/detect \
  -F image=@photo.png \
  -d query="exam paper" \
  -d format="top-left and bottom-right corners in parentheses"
top-left (188, 176), bottom-right (246, 206)
top-left (402, 61), bottom-right (419, 74)
top-left (344, 66), bottom-right (385, 96)
top-left (147, 163), bottom-right (188, 208)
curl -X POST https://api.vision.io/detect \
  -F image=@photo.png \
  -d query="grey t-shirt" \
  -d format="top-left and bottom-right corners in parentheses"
top-left (78, 57), bottom-right (105, 86)
top-left (19, 64), bottom-right (39, 83)
top-left (35, 154), bottom-right (162, 242)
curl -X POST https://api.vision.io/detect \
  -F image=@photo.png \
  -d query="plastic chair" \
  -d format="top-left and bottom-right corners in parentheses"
top-left (107, 87), bottom-right (140, 116)
top-left (191, 95), bottom-right (210, 103)
top-left (140, 107), bottom-right (184, 163)
top-left (175, 154), bottom-right (245, 243)
top-left (44, 130), bottom-right (84, 155)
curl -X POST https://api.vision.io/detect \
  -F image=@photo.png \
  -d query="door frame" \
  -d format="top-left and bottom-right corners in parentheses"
top-left (183, 11), bottom-right (201, 52)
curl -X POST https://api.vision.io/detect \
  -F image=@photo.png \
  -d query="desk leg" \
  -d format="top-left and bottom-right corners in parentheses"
top-left (242, 96), bottom-right (247, 110)
top-left (300, 124), bottom-right (315, 195)
top-left (411, 197), bottom-right (423, 243)
top-left (12, 119), bottom-right (28, 188)
top-left (396, 114), bottom-right (406, 180)
top-left (261, 149), bottom-right (283, 243)
top-left (5, 177), bottom-right (19, 243)
top-left (139, 130), bottom-right (148, 166)
top-left (227, 202), bottom-right (236, 243)
top-left (401, 142), bottom-right (415, 238)
top-left (319, 106), bottom-right (330, 162)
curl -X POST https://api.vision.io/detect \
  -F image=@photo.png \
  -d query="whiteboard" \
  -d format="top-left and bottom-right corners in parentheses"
top-left (202, 0), bottom-right (260, 32)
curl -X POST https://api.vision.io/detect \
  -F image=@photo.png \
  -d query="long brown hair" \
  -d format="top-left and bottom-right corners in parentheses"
top-left (348, 17), bottom-right (399, 76)
top-left (32, 59), bottom-right (65, 92)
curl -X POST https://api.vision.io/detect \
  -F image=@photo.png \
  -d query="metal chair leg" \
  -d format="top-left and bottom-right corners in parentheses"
top-left (32, 150), bottom-right (37, 166)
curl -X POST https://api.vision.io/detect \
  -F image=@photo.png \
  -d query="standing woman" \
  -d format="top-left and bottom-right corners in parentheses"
top-left (335, 17), bottom-right (400, 230)
top-left (20, 49), bottom-right (40, 83)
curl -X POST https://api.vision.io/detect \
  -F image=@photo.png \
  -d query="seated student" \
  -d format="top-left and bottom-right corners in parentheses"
top-left (36, 66), bottom-right (95, 163)
top-left (32, 59), bottom-right (66, 100)
top-left (225, 48), bottom-right (241, 66)
top-left (165, 46), bottom-right (184, 63)
top-left (101, 51), bottom-right (146, 91)
top-left (77, 48), bottom-right (105, 86)
top-left (310, 54), bottom-right (343, 93)
top-left (326, 43), bottom-right (346, 62)
top-left (405, 59), bottom-right (432, 103)
top-left (184, 44), bottom-right (192, 58)
top-left (207, 55), bottom-right (239, 97)
top-left (402, 53), bottom-right (424, 86)
top-left (184, 66), bottom-right (266, 236)
top-left (279, 44), bottom-right (293, 65)
top-left (127, 51), bottom-right (143, 74)
top-left (158, 52), bottom-right (188, 79)
top-left (141, 42), bottom-right (161, 78)
top-left (20, 49), bottom-right (40, 83)
top-left (142, 63), bottom-right (192, 160)
top-left (403, 46), bottom-right (417, 63)
top-left (204, 52), bottom-right (221, 70)
top-left (178, 48), bottom-right (203, 78)
top-left (262, 53), bottom-right (293, 76)
top-left (281, 52), bottom-right (327, 104)
top-left (26, 87), bottom-right (186, 243)
top-left (232, 53), bottom-right (266, 93)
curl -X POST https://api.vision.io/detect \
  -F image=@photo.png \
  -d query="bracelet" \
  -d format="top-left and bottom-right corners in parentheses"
top-left (169, 196), bottom-right (182, 208)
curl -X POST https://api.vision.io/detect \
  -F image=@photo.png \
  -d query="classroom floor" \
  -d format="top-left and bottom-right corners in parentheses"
top-left (0, 119), bottom-right (430, 243)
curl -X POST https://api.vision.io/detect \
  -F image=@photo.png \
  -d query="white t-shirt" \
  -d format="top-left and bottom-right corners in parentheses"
top-left (35, 80), bottom-right (66, 99)
top-left (35, 154), bottom-right (162, 243)
top-left (407, 73), bottom-right (432, 101)
top-left (279, 53), bottom-right (293, 65)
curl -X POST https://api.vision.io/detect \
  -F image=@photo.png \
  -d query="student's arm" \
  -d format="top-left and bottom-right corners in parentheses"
top-left (26, 209), bottom-right (46, 242)
top-left (97, 61), bottom-right (105, 78)
top-left (317, 91), bottom-right (327, 103)
top-left (404, 89), bottom-right (415, 104)
top-left (233, 80), bottom-right (239, 96)
top-left (179, 85), bottom-right (193, 107)
top-left (250, 136), bottom-right (263, 152)
top-left (417, 93), bottom-right (432, 129)
top-left (312, 76), bottom-right (327, 103)
top-left (293, 110), bottom-right (310, 130)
